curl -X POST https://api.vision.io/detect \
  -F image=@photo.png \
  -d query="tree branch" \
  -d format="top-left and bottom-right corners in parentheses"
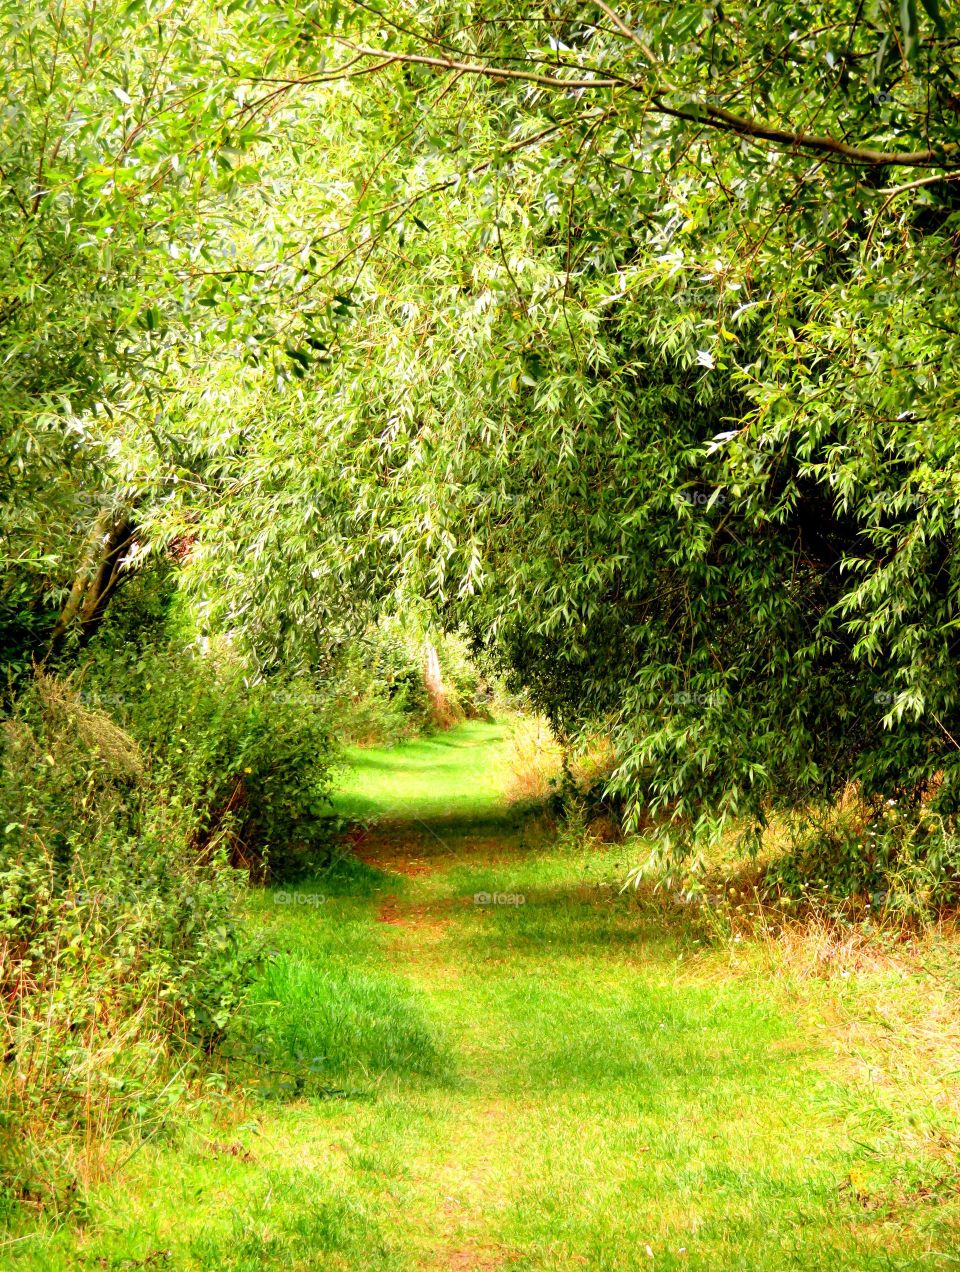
top-left (335, 40), bottom-right (959, 170)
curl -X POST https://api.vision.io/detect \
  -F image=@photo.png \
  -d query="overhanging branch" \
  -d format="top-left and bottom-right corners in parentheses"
top-left (333, 39), bottom-right (958, 170)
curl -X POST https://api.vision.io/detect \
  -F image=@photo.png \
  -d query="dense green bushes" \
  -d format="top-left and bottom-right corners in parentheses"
top-left (0, 562), bottom-right (350, 1207)
top-left (766, 805), bottom-right (960, 921)
top-left (73, 566), bottom-right (343, 880)
top-left (89, 650), bottom-right (341, 881)
top-left (330, 628), bottom-right (434, 745)
top-left (0, 671), bottom-right (252, 1207)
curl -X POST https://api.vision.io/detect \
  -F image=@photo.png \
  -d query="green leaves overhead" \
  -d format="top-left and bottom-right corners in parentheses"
top-left (10, 0), bottom-right (960, 855)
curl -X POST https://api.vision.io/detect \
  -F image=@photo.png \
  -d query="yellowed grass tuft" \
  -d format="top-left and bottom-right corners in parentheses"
top-left (33, 668), bottom-right (142, 779)
top-left (504, 714), bottom-right (562, 804)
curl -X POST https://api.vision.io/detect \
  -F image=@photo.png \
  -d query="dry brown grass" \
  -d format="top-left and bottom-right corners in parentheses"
top-left (742, 915), bottom-right (960, 1184)
top-left (32, 668), bottom-right (142, 779)
top-left (569, 729), bottom-right (618, 791)
top-left (426, 684), bottom-right (465, 732)
top-left (504, 714), bottom-right (562, 804)
top-left (504, 717), bottom-right (619, 801)
top-left (0, 934), bottom-right (186, 1210)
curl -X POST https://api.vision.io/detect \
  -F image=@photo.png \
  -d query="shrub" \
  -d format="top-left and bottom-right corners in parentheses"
top-left (82, 576), bottom-right (343, 882)
top-left (330, 627), bottom-right (435, 745)
top-left (107, 651), bottom-right (342, 881)
top-left (0, 672), bottom-right (253, 1209)
top-left (435, 632), bottom-right (495, 721)
top-left (329, 625), bottom-right (495, 745)
top-left (765, 802), bottom-right (960, 920)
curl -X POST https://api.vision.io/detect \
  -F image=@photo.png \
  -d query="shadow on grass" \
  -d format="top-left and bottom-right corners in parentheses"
top-left (346, 805), bottom-right (552, 843)
top-left (311, 851), bottom-right (395, 897)
top-left (225, 953), bottom-right (454, 1101)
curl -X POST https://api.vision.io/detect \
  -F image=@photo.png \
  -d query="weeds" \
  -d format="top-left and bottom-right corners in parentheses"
top-left (0, 671), bottom-right (255, 1213)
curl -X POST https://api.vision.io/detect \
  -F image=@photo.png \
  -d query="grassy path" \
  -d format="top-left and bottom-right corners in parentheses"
top-left (28, 722), bottom-right (960, 1269)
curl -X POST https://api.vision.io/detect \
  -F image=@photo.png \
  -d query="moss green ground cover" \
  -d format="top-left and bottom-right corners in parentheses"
top-left (14, 721), bottom-right (960, 1269)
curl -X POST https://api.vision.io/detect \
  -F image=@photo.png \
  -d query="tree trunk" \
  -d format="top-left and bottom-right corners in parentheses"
top-left (423, 639), bottom-right (443, 700)
top-left (48, 512), bottom-right (135, 655)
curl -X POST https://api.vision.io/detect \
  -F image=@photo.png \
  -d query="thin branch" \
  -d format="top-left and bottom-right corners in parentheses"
top-left (865, 169), bottom-right (960, 248)
top-left (336, 40), bottom-right (626, 90)
top-left (879, 168), bottom-right (960, 195)
top-left (654, 97), bottom-right (958, 168)
top-left (336, 40), bottom-right (960, 169)
top-left (593, 1), bottom-right (663, 77)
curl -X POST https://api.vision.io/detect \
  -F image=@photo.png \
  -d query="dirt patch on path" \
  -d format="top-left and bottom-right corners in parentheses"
top-left (427, 1245), bottom-right (521, 1270)
top-left (360, 847), bottom-right (443, 877)
top-left (376, 893), bottom-right (464, 931)
top-left (350, 819), bottom-right (549, 880)
top-left (348, 825), bottom-right (452, 877)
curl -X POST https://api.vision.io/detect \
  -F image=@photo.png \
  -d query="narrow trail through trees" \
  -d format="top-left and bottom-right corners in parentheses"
top-left (40, 723), bottom-right (958, 1270)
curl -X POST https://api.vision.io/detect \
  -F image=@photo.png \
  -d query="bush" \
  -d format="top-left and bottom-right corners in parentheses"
top-left (102, 651), bottom-right (342, 881)
top-left (330, 625), bottom-right (495, 745)
top-left (435, 632), bottom-right (495, 721)
top-left (0, 672), bottom-right (253, 1209)
top-left (765, 803), bottom-right (960, 920)
top-left (330, 627), bottom-right (435, 745)
top-left (0, 557), bottom-right (347, 1211)
top-left (81, 572), bottom-right (343, 881)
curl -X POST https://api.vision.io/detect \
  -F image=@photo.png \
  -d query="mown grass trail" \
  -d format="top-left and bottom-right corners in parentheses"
top-left (24, 721), bottom-right (960, 1269)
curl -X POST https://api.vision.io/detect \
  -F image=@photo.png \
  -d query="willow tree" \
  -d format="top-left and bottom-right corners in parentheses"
top-left (12, 1), bottom-right (960, 858)
top-left (0, 0), bottom-right (326, 663)
top-left (180, 0), bottom-right (960, 854)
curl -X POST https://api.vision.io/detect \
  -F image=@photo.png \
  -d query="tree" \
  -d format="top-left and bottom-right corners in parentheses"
top-left (11, 0), bottom-right (960, 858)
top-left (0, 0), bottom-right (315, 661)
top-left (173, 0), bottom-right (960, 854)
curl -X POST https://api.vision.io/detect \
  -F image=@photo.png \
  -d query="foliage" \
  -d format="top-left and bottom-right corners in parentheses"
top-left (329, 625), bottom-right (435, 745)
top-left (9, 1), bottom-right (960, 869)
top-left (84, 575), bottom-right (343, 881)
top-left (767, 804), bottom-right (960, 919)
top-left (0, 0), bottom-right (239, 639)
top-left (0, 572), bottom-right (342, 1209)
top-left (0, 671), bottom-right (253, 1208)
top-left (328, 623), bottom-right (493, 745)
top-left (435, 631), bottom-right (496, 721)
top-left (146, 0), bottom-right (960, 866)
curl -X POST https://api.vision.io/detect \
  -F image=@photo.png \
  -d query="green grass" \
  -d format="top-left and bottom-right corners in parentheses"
top-left (11, 720), bottom-right (960, 1269)
top-left (331, 719), bottom-right (520, 825)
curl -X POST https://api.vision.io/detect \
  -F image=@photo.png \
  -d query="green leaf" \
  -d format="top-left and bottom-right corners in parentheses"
top-left (919, 0), bottom-right (946, 35)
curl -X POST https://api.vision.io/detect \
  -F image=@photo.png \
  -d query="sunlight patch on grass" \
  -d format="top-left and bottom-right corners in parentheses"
top-left (332, 720), bottom-right (519, 825)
